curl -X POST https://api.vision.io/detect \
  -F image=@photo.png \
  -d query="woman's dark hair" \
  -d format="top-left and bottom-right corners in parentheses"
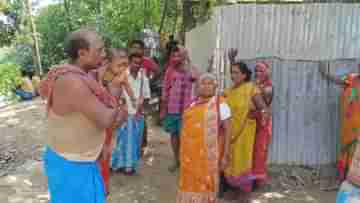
top-left (232, 61), bottom-right (252, 82)
top-left (129, 40), bottom-right (145, 49)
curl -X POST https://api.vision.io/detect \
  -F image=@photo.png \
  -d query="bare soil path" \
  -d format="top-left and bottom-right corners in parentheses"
top-left (0, 99), bottom-right (337, 203)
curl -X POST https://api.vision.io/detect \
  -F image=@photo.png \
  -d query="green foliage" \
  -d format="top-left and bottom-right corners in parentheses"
top-left (36, 4), bottom-right (70, 69)
top-left (34, 0), bottom-right (181, 68)
top-left (0, 47), bottom-right (15, 65)
top-left (0, 24), bottom-right (16, 47)
top-left (0, 63), bottom-right (22, 98)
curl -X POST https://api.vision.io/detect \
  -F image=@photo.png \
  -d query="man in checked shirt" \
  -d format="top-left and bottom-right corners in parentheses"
top-left (161, 46), bottom-right (199, 173)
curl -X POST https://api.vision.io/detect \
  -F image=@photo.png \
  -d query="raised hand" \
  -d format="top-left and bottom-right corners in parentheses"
top-left (228, 48), bottom-right (238, 63)
top-left (111, 74), bottom-right (126, 88)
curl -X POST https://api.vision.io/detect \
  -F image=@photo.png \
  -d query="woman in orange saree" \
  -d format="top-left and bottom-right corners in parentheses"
top-left (177, 73), bottom-right (231, 203)
top-left (320, 66), bottom-right (360, 184)
top-left (339, 74), bottom-right (360, 182)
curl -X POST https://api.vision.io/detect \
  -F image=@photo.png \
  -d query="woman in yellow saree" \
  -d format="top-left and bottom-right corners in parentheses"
top-left (224, 62), bottom-right (269, 201)
top-left (177, 73), bottom-right (232, 203)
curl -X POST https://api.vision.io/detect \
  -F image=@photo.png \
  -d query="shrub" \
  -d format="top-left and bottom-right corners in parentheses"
top-left (0, 63), bottom-right (22, 99)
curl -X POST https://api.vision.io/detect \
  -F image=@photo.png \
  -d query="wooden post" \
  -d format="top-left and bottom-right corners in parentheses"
top-left (26, 0), bottom-right (43, 76)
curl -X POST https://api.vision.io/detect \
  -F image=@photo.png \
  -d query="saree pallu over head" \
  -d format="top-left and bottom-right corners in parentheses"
top-left (338, 74), bottom-right (360, 181)
top-left (177, 96), bottom-right (224, 203)
top-left (224, 82), bottom-right (258, 192)
top-left (39, 64), bottom-right (117, 193)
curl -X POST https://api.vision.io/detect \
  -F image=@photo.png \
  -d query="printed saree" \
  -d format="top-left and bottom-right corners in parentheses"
top-left (338, 74), bottom-right (360, 181)
top-left (177, 96), bottom-right (224, 203)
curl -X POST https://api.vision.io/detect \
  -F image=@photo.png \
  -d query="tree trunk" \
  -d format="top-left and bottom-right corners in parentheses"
top-left (180, 0), bottom-right (196, 44)
top-left (172, 0), bottom-right (179, 35)
top-left (96, 0), bottom-right (102, 32)
top-left (26, 0), bottom-right (42, 76)
top-left (143, 0), bottom-right (151, 29)
top-left (64, 0), bottom-right (72, 32)
top-left (158, 0), bottom-right (169, 34)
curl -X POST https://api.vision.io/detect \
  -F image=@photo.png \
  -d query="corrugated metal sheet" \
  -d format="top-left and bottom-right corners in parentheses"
top-left (270, 60), bottom-right (333, 165)
top-left (215, 4), bottom-right (360, 61)
top-left (224, 58), bottom-right (359, 165)
top-left (186, 20), bottom-right (216, 73)
top-left (248, 59), bottom-right (357, 165)
top-left (185, 4), bottom-right (360, 165)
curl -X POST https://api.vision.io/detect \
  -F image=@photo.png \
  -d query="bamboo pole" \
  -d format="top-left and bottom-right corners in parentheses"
top-left (26, 0), bottom-right (43, 76)
top-left (158, 0), bottom-right (169, 34)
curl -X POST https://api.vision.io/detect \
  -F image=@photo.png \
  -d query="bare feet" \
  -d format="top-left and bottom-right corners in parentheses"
top-left (239, 193), bottom-right (251, 203)
top-left (224, 190), bottom-right (252, 203)
top-left (224, 190), bottom-right (239, 201)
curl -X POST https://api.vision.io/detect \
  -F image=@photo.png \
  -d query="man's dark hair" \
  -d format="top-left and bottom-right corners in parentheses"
top-left (21, 69), bottom-right (28, 77)
top-left (64, 29), bottom-right (96, 60)
top-left (108, 48), bottom-right (128, 61)
top-left (129, 40), bottom-right (145, 49)
top-left (129, 53), bottom-right (143, 62)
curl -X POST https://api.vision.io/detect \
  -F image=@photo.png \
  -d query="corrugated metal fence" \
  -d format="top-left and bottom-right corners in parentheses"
top-left (263, 58), bottom-right (357, 165)
top-left (215, 4), bottom-right (360, 61)
top-left (186, 4), bottom-right (360, 166)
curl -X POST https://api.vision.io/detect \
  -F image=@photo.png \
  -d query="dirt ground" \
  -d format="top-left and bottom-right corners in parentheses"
top-left (0, 99), bottom-right (337, 203)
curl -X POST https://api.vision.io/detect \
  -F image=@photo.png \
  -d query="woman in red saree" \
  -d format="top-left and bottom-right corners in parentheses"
top-left (252, 62), bottom-right (273, 188)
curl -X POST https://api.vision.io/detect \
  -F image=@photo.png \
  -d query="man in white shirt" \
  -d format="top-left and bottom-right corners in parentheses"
top-left (111, 53), bottom-right (151, 175)
top-left (125, 54), bottom-right (151, 116)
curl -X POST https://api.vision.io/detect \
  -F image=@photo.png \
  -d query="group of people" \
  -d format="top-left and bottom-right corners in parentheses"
top-left (39, 29), bottom-right (159, 202)
top-left (32, 23), bottom-right (360, 202)
top-left (160, 47), bottom-right (273, 202)
top-left (37, 27), bottom-right (276, 203)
